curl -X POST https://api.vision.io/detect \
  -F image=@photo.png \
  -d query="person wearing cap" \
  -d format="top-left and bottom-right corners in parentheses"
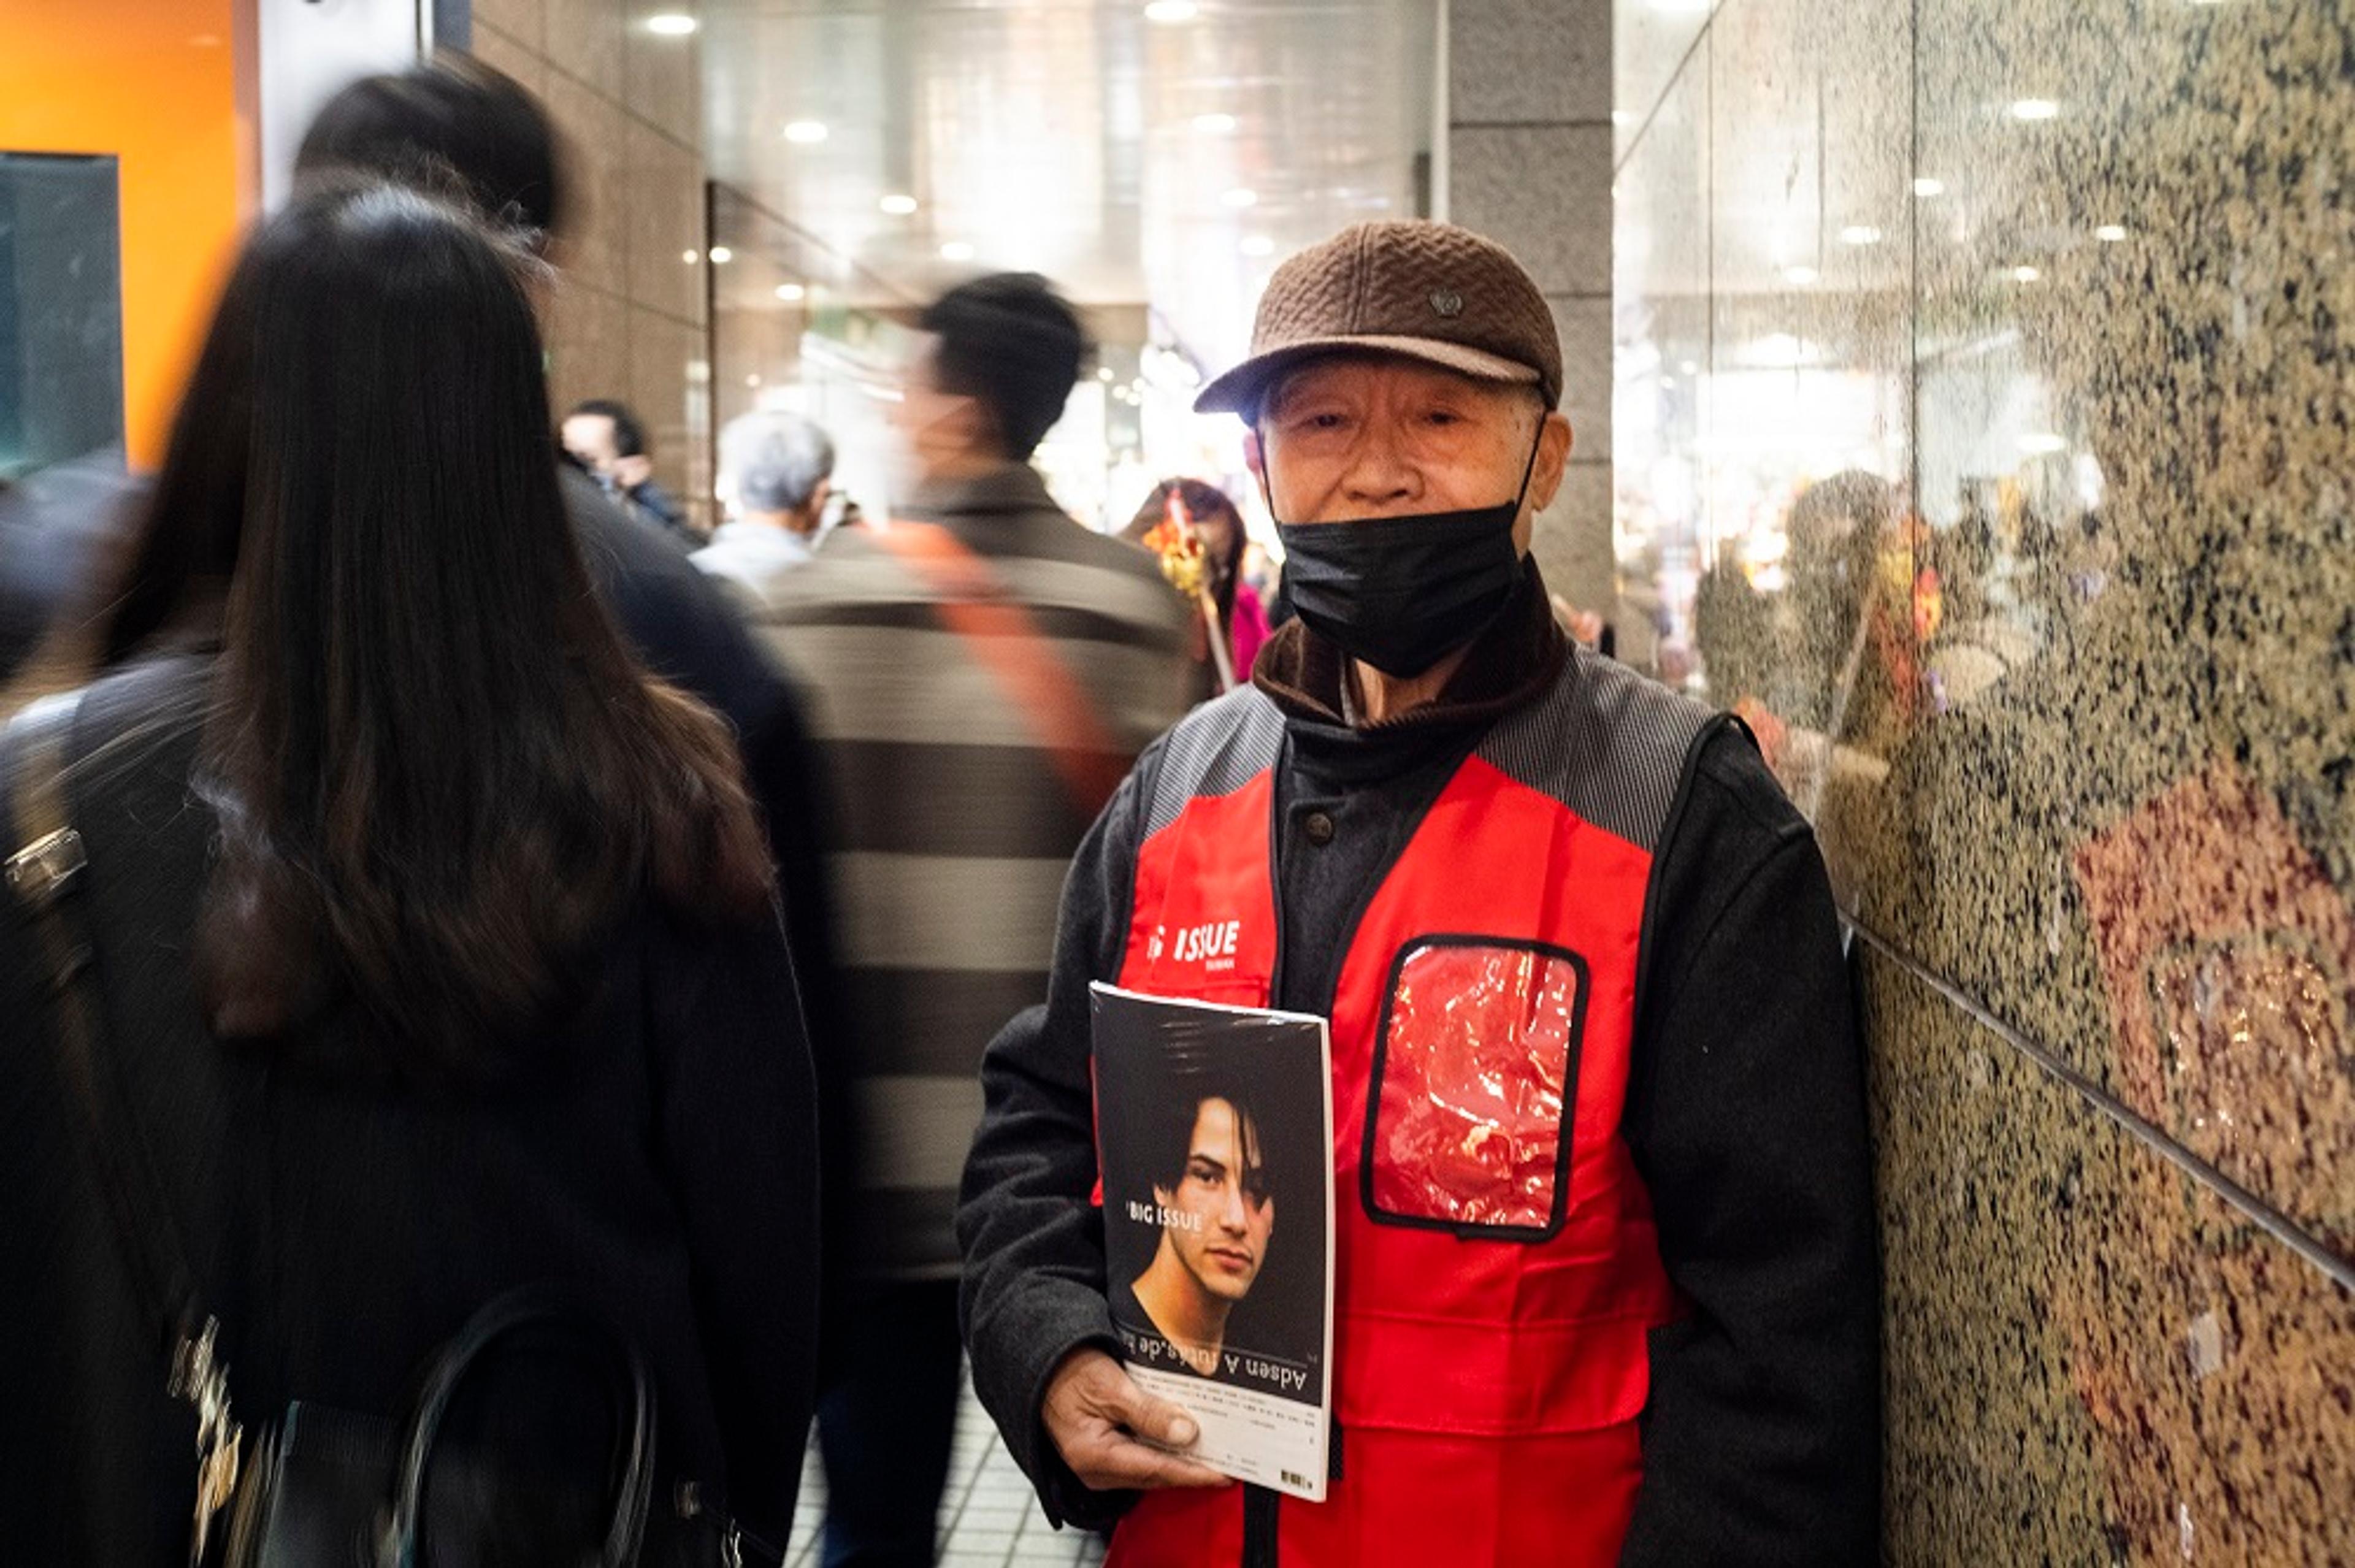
top-left (957, 221), bottom-right (1877, 1567)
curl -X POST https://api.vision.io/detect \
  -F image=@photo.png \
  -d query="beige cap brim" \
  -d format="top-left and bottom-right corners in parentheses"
top-left (1193, 333), bottom-right (1542, 416)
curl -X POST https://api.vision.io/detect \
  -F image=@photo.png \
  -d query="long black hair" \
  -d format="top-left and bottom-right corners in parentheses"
top-left (111, 181), bottom-right (769, 1067)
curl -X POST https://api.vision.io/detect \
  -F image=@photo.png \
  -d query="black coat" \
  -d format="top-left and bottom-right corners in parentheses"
top-left (0, 652), bottom-right (821, 1562)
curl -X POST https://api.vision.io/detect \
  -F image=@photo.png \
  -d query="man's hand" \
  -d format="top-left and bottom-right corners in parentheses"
top-left (1042, 1347), bottom-right (1230, 1493)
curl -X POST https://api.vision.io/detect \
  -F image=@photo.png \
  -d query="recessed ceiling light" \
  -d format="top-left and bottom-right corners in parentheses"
top-left (681, 249), bottom-right (699, 264)
top-left (1610, 110), bottom-right (1633, 127)
top-left (2016, 432), bottom-right (2067, 454)
top-left (1098, 367), bottom-right (1117, 381)
top-left (1783, 264), bottom-right (1819, 285)
top-left (1144, 0), bottom-right (1199, 21)
top-left (2094, 224), bottom-right (2129, 242)
top-left (1222, 187), bottom-right (1258, 209)
top-left (1912, 177), bottom-right (1946, 198)
top-left (2009, 99), bottom-right (2060, 121)
top-left (2012, 264), bottom-right (2042, 282)
top-left (646, 13), bottom-right (698, 36)
top-left (1239, 235), bottom-right (1276, 257)
top-left (1839, 225), bottom-right (1883, 246)
top-left (783, 120), bottom-right (829, 144)
top-left (1191, 112), bottom-right (1236, 134)
top-left (707, 245), bottom-right (734, 264)
top-left (940, 241), bottom-right (976, 261)
top-left (746, 373), bottom-right (762, 388)
top-left (879, 194), bottom-right (918, 216)
top-left (775, 283), bottom-right (806, 302)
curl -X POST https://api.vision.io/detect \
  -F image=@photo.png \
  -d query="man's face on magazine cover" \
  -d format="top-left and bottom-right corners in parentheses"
top-left (1155, 1096), bottom-right (1274, 1303)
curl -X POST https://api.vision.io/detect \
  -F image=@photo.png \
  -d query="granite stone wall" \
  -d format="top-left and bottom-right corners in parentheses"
top-left (1448, 0), bottom-right (1618, 625)
top-left (1612, 1), bottom-right (2355, 1561)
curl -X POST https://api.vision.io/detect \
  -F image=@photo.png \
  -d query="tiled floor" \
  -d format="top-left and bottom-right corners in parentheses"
top-left (786, 1374), bottom-right (1109, 1568)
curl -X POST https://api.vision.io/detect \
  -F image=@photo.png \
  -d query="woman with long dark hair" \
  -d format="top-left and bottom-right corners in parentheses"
top-left (0, 182), bottom-right (817, 1562)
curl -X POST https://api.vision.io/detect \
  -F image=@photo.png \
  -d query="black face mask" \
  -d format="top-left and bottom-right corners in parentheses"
top-left (1268, 435), bottom-right (1539, 679)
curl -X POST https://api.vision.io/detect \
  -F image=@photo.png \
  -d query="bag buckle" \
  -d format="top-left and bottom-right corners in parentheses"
top-left (4, 827), bottom-right (86, 911)
top-left (171, 1319), bottom-right (242, 1566)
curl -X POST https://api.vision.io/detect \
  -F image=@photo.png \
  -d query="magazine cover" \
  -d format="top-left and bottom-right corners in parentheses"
top-left (1089, 982), bottom-right (1334, 1502)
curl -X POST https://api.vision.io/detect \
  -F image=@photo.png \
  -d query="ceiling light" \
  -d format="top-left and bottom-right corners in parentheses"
top-left (681, 249), bottom-right (699, 264)
top-left (707, 245), bottom-right (733, 264)
top-left (1098, 367), bottom-right (1117, 381)
top-left (1191, 112), bottom-right (1236, 134)
top-left (2009, 99), bottom-right (2060, 121)
top-left (783, 120), bottom-right (829, 144)
top-left (746, 373), bottom-right (762, 388)
top-left (1222, 187), bottom-right (1258, 208)
top-left (879, 194), bottom-right (918, 216)
top-left (645, 13), bottom-right (698, 36)
top-left (1912, 177), bottom-right (1947, 198)
top-left (2012, 264), bottom-right (2041, 282)
top-left (2094, 224), bottom-right (2129, 242)
top-left (1238, 235), bottom-right (1276, 257)
top-left (1611, 110), bottom-right (1633, 127)
top-left (940, 241), bottom-right (975, 261)
top-left (1783, 264), bottom-right (1819, 285)
top-left (1839, 225), bottom-right (1883, 246)
top-left (775, 283), bottom-right (806, 302)
top-left (1144, 0), bottom-right (1199, 21)
top-left (2016, 432), bottom-right (2068, 455)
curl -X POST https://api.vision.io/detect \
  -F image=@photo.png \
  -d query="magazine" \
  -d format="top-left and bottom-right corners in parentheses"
top-left (1089, 982), bottom-right (1334, 1502)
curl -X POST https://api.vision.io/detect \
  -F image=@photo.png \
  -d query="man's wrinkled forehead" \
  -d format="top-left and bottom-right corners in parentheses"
top-left (1258, 350), bottom-right (1537, 424)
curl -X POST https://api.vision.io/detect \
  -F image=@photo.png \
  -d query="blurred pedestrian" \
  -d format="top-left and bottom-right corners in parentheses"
top-left (0, 182), bottom-right (815, 1564)
top-left (1120, 477), bottom-right (1273, 702)
top-left (291, 55), bottom-right (849, 1242)
top-left (696, 410), bottom-right (837, 597)
top-left (564, 397), bottom-right (697, 547)
top-left (749, 273), bottom-right (1192, 1568)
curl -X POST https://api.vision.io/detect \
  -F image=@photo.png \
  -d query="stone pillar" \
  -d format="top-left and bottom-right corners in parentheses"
top-left (1444, 0), bottom-right (1617, 626)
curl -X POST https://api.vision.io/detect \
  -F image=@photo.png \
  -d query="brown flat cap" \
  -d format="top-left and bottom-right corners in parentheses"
top-left (1195, 220), bottom-right (1562, 416)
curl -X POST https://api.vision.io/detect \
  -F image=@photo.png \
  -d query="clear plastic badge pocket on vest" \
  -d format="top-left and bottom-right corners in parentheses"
top-left (1361, 937), bottom-right (1588, 1239)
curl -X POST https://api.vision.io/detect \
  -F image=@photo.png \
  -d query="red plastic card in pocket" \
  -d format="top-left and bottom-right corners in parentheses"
top-left (1364, 938), bottom-right (1588, 1236)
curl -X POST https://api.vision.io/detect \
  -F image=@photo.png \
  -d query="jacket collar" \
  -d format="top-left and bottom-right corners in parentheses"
top-left (1252, 556), bottom-right (1569, 741)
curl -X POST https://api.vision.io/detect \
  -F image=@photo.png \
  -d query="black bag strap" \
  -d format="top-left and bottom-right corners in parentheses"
top-left (385, 1287), bottom-right (658, 1568)
top-left (4, 687), bottom-right (244, 1560)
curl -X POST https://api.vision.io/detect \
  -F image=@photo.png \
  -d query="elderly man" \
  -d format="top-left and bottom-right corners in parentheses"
top-left (695, 410), bottom-right (837, 595)
top-left (959, 221), bottom-right (1878, 1567)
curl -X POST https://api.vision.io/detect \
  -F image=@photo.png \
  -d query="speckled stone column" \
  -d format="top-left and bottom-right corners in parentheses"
top-left (1445, 0), bottom-right (1617, 629)
top-left (1612, 0), bottom-right (2355, 1559)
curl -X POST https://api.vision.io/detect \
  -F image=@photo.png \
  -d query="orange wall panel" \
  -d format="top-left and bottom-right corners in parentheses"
top-left (0, 0), bottom-right (251, 468)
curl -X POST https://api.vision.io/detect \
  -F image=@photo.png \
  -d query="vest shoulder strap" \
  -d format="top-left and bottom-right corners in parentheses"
top-left (1476, 645), bottom-right (1727, 854)
top-left (1141, 684), bottom-right (1287, 838)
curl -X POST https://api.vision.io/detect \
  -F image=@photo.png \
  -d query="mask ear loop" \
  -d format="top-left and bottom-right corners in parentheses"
top-left (1507, 416), bottom-right (1546, 515)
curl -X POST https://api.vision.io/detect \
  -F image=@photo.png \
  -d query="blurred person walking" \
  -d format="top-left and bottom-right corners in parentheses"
top-left (1119, 478), bottom-right (1274, 703)
top-left (748, 273), bottom-right (1192, 1568)
top-left (695, 410), bottom-right (837, 596)
top-left (291, 55), bottom-right (848, 1208)
top-left (0, 183), bottom-right (815, 1563)
top-left (564, 397), bottom-right (699, 547)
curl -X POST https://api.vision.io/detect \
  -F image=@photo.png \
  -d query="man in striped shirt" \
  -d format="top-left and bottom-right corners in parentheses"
top-left (743, 272), bottom-right (1193, 1568)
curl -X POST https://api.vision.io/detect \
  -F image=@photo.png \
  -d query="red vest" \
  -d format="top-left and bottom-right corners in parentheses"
top-left (1106, 651), bottom-right (1719, 1568)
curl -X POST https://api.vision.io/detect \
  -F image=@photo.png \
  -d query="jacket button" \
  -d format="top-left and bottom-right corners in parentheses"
top-left (1303, 811), bottom-right (1336, 846)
